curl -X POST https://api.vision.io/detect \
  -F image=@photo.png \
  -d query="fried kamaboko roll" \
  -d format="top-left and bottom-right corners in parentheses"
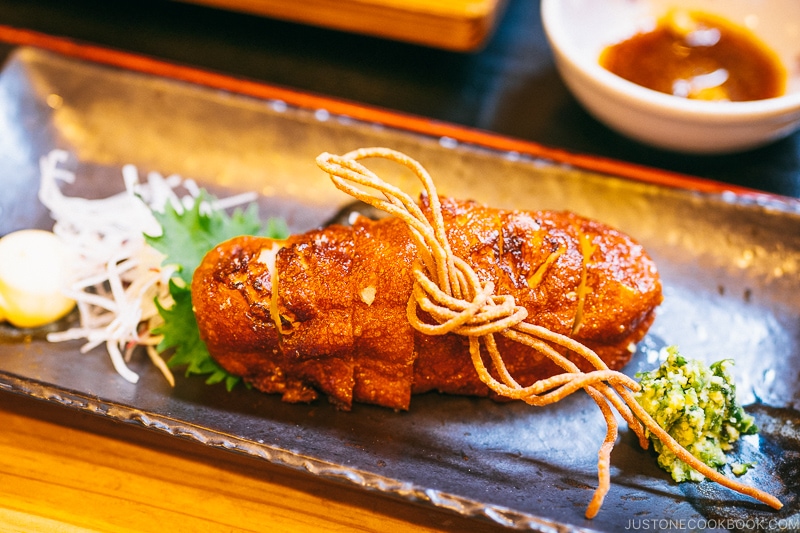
top-left (192, 195), bottom-right (662, 411)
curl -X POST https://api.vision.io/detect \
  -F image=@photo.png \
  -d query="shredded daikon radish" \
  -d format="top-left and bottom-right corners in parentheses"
top-left (38, 149), bottom-right (256, 385)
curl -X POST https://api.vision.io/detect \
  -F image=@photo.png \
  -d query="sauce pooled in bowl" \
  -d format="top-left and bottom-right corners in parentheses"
top-left (599, 10), bottom-right (786, 101)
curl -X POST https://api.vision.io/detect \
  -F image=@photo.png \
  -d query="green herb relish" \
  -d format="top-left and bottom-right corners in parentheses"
top-left (635, 346), bottom-right (757, 482)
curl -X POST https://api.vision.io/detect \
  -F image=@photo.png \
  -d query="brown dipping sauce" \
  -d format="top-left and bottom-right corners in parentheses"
top-left (599, 10), bottom-right (786, 101)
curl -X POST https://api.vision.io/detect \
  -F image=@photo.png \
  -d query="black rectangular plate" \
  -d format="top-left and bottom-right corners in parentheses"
top-left (1, 47), bottom-right (798, 532)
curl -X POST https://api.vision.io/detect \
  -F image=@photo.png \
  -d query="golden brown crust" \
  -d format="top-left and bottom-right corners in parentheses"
top-left (191, 197), bottom-right (662, 410)
top-left (350, 217), bottom-right (418, 409)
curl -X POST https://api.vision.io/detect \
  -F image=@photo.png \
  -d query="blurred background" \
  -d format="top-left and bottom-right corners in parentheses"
top-left (0, 0), bottom-right (797, 198)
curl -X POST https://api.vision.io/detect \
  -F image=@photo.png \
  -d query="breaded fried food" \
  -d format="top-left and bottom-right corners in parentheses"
top-left (192, 195), bottom-right (662, 410)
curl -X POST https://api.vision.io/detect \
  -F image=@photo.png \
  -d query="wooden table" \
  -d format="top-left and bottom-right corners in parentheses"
top-left (0, 393), bottom-right (507, 532)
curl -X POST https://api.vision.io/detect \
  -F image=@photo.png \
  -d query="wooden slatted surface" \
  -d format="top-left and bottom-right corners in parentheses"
top-left (0, 393), bottom-right (506, 533)
top-left (171, 0), bottom-right (508, 51)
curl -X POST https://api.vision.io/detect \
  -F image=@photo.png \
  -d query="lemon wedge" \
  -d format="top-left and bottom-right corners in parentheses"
top-left (0, 229), bottom-right (77, 328)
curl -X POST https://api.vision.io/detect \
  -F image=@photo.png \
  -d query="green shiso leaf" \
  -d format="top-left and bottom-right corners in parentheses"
top-left (147, 192), bottom-right (288, 390)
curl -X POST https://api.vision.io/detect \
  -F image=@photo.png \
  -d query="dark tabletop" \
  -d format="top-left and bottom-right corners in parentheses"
top-left (1, 0), bottom-right (798, 198)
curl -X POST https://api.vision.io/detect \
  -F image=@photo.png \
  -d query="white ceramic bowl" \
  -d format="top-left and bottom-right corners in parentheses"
top-left (541, 0), bottom-right (800, 154)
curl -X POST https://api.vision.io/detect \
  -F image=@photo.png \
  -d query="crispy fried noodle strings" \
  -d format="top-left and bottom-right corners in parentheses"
top-left (315, 147), bottom-right (782, 519)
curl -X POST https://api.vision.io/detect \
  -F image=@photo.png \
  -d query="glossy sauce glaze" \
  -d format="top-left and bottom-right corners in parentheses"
top-left (599, 10), bottom-right (786, 101)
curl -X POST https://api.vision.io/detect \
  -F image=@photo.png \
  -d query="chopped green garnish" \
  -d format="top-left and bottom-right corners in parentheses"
top-left (147, 192), bottom-right (289, 390)
top-left (731, 461), bottom-right (756, 476)
top-left (635, 346), bottom-right (757, 482)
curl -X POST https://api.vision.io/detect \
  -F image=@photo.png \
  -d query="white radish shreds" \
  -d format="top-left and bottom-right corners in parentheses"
top-left (38, 150), bottom-right (255, 386)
